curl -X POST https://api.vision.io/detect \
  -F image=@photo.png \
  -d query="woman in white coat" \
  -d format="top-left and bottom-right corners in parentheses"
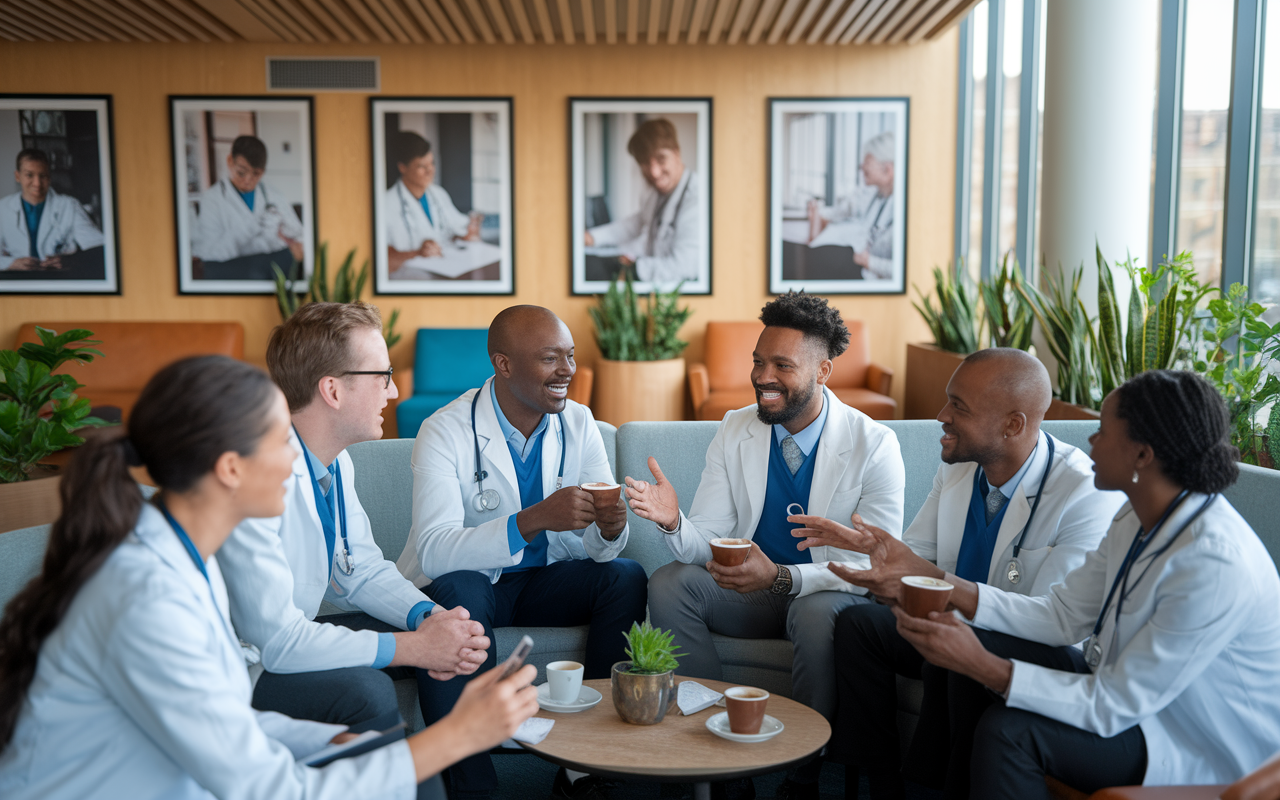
top-left (884, 369), bottom-right (1280, 797)
top-left (0, 355), bottom-right (538, 800)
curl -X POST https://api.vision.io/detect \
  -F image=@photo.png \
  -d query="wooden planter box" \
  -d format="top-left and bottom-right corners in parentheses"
top-left (904, 343), bottom-right (966, 420)
top-left (593, 358), bottom-right (686, 427)
top-left (0, 471), bottom-right (61, 534)
top-left (1044, 399), bottom-right (1101, 421)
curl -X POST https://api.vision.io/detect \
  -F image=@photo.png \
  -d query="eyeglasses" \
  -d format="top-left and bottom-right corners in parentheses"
top-left (342, 368), bottom-right (394, 389)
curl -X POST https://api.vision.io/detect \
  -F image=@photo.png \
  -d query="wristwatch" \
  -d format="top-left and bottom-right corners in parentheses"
top-left (769, 564), bottom-right (793, 595)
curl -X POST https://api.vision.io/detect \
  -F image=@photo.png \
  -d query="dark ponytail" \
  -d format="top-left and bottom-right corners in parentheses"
top-left (0, 355), bottom-right (277, 749)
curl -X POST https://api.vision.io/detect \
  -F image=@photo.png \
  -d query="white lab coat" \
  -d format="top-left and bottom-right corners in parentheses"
top-left (0, 504), bottom-right (417, 800)
top-left (587, 170), bottom-right (700, 284)
top-left (191, 177), bottom-right (304, 263)
top-left (973, 495), bottom-right (1280, 785)
top-left (0, 189), bottom-right (104, 270)
top-left (904, 432), bottom-right (1126, 595)
top-left (814, 184), bottom-right (894, 280)
top-left (384, 179), bottom-right (471, 253)
top-left (662, 386), bottom-right (905, 597)
top-left (220, 432), bottom-right (435, 678)
top-left (396, 378), bottom-right (628, 587)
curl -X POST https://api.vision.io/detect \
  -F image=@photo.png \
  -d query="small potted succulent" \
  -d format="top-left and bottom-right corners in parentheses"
top-left (611, 621), bottom-right (684, 725)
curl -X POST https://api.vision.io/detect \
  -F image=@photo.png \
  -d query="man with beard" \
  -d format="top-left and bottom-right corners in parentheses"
top-left (625, 291), bottom-right (905, 800)
top-left (789, 348), bottom-right (1124, 799)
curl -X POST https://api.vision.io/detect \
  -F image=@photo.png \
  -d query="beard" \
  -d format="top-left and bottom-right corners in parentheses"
top-left (940, 426), bottom-right (1003, 466)
top-left (755, 381), bottom-right (817, 427)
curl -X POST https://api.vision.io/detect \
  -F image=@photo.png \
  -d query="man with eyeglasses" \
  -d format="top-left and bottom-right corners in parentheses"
top-left (217, 302), bottom-right (490, 789)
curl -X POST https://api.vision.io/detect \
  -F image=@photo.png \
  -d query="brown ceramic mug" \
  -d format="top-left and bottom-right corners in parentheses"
top-left (581, 481), bottom-right (622, 508)
top-left (900, 576), bottom-right (955, 618)
top-left (724, 686), bottom-right (769, 734)
top-left (710, 538), bottom-right (752, 567)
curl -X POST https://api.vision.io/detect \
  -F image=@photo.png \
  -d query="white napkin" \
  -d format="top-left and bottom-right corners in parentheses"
top-left (502, 717), bottom-right (555, 747)
top-left (677, 681), bottom-right (723, 715)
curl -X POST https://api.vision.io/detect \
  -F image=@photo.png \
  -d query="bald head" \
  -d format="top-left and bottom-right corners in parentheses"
top-left (959, 348), bottom-right (1052, 423)
top-left (489, 305), bottom-right (566, 359)
top-left (488, 305), bottom-right (576, 425)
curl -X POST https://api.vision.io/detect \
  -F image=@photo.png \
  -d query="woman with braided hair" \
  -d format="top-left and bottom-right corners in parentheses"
top-left (0, 355), bottom-right (538, 800)
top-left (876, 369), bottom-right (1280, 798)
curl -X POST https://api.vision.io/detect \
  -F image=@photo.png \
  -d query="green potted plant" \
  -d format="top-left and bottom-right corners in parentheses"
top-left (588, 274), bottom-right (693, 426)
top-left (0, 327), bottom-right (110, 530)
top-left (273, 243), bottom-right (403, 348)
top-left (611, 621), bottom-right (684, 725)
top-left (905, 264), bottom-right (981, 419)
top-left (981, 255), bottom-right (1035, 351)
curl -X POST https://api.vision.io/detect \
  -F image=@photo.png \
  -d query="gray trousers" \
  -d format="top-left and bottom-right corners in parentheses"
top-left (648, 561), bottom-right (870, 721)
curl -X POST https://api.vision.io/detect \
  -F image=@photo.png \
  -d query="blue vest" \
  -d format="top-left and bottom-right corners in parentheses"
top-left (754, 435), bottom-right (817, 566)
top-left (954, 470), bottom-right (1011, 584)
top-left (503, 431), bottom-right (548, 573)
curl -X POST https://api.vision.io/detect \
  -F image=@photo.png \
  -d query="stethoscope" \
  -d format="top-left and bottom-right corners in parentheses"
top-left (296, 426), bottom-right (355, 576)
top-left (471, 388), bottom-right (565, 512)
top-left (1082, 491), bottom-right (1217, 669)
top-left (396, 181), bottom-right (438, 237)
top-left (975, 435), bottom-right (1056, 586)
top-left (13, 198), bottom-right (71, 257)
top-left (648, 172), bottom-right (692, 248)
top-left (223, 179), bottom-right (276, 213)
top-left (156, 499), bottom-right (239, 645)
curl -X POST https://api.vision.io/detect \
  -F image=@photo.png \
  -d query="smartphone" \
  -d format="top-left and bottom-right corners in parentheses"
top-left (499, 635), bottom-right (534, 680)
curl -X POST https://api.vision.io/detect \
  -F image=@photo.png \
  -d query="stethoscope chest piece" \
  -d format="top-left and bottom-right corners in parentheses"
top-left (474, 488), bottom-right (501, 512)
top-left (1006, 559), bottom-right (1022, 585)
top-left (337, 546), bottom-right (355, 576)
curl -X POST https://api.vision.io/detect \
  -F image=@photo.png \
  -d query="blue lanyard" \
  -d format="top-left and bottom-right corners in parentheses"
top-left (157, 500), bottom-right (210, 584)
top-left (295, 427), bottom-right (351, 577)
top-left (1089, 491), bottom-right (1216, 639)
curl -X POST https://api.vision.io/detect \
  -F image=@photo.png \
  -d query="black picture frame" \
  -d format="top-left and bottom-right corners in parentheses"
top-left (370, 97), bottom-right (515, 296)
top-left (569, 97), bottom-right (713, 296)
top-left (0, 94), bottom-right (121, 295)
top-left (169, 95), bottom-right (317, 295)
top-left (767, 97), bottom-right (910, 296)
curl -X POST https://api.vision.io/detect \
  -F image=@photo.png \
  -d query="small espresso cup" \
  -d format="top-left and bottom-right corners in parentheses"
top-left (900, 576), bottom-right (955, 618)
top-left (580, 481), bottom-right (622, 508)
top-left (709, 538), bottom-right (752, 567)
top-left (724, 686), bottom-right (769, 734)
top-left (546, 660), bottom-right (585, 704)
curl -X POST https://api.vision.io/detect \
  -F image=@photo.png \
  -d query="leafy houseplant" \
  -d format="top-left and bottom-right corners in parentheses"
top-left (611, 621), bottom-right (684, 725)
top-left (1016, 263), bottom-right (1098, 408)
top-left (0, 327), bottom-right (109, 483)
top-left (273, 243), bottom-right (402, 349)
top-left (912, 265), bottom-right (981, 355)
top-left (981, 255), bottom-right (1035, 351)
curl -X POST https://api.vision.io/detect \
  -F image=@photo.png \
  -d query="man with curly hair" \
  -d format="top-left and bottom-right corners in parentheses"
top-left (626, 291), bottom-right (906, 799)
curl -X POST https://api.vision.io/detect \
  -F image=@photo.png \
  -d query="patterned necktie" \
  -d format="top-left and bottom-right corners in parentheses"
top-left (781, 436), bottom-right (805, 476)
top-left (985, 485), bottom-right (1008, 525)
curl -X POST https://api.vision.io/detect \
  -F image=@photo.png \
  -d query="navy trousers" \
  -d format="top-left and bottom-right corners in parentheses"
top-left (418, 558), bottom-right (648, 799)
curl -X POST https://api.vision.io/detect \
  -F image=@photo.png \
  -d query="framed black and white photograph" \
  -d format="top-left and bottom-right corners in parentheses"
top-left (170, 96), bottom-right (315, 294)
top-left (571, 98), bottom-right (711, 296)
top-left (372, 97), bottom-right (513, 295)
top-left (769, 98), bottom-right (908, 295)
top-left (0, 95), bottom-right (119, 294)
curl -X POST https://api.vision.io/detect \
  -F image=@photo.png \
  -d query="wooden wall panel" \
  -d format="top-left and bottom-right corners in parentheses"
top-left (0, 39), bottom-right (952, 411)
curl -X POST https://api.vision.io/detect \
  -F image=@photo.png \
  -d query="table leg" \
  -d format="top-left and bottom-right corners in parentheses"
top-left (693, 781), bottom-right (711, 800)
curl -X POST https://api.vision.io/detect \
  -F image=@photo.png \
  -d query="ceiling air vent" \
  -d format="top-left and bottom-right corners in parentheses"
top-left (267, 58), bottom-right (379, 92)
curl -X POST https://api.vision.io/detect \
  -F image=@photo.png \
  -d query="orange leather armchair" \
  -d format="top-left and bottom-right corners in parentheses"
top-left (16, 321), bottom-right (245, 420)
top-left (688, 320), bottom-right (896, 421)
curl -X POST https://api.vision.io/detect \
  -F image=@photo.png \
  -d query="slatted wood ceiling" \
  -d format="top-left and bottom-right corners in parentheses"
top-left (0, 0), bottom-right (977, 45)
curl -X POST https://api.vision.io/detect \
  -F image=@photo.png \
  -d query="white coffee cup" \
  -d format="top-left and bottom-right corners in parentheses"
top-left (546, 660), bottom-right (584, 703)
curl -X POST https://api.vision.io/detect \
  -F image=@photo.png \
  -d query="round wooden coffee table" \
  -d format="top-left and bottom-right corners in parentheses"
top-left (520, 677), bottom-right (831, 800)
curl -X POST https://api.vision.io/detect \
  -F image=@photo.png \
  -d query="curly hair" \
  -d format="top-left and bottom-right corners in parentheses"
top-left (1115, 369), bottom-right (1239, 494)
top-left (759, 291), bottom-right (850, 360)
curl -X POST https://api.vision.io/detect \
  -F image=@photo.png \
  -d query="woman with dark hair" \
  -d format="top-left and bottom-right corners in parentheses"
top-left (0, 356), bottom-right (538, 800)
top-left (809, 370), bottom-right (1280, 797)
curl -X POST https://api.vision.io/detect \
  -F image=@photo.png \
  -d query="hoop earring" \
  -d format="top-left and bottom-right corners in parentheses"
top-left (1132, 470), bottom-right (1140, 484)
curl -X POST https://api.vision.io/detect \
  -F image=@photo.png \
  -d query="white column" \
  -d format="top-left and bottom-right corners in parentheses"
top-left (1039, 0), bottom-right (1159, 311)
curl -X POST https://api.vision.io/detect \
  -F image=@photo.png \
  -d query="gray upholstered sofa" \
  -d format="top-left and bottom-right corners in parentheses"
top-left (3, 419), bottom-right (1279, 737)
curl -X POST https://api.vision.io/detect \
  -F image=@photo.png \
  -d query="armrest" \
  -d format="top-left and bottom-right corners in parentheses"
top-left (568, 366), bottom-right (594, 407)
top-left (688, 363), bottom-right (710, 414)
top-left (866, 363), bottom-right (894, 396)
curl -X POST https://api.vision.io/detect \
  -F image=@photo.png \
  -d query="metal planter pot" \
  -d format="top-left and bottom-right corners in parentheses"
top-left (610, 661), bottom-right (676, 725)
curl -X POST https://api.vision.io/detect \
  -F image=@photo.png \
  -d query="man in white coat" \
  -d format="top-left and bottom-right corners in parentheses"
top-left (625, 291), bottom-right (906, 800)
top-left (384, 131), bottom-right (480, 274)
top-left (219, 302), bottom-right (489, 743)
top-left (190, 135), bottom-right (304, 276)
top-left (583, 118), bottom-right (700, 285)
top-left (397, 305), bottom-right (648, 800)
top-left (806, 130), bottom-right (896, 281)
top-left (792, 348), bottom-right (1125, 799)
top-left (0, 148), bottom-right (103, 271)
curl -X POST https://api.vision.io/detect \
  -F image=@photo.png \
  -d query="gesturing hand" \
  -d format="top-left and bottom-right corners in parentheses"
top-left (624, 457), bottom-right (681, 531)
top-left (706, 542), bottom-right (778, 594)
top-left (805, 513), bottom-right (941, 603)
top-left (891, 605), bottom-right (1012, 694)
top-left (393, 605), bottom-right (490, 678)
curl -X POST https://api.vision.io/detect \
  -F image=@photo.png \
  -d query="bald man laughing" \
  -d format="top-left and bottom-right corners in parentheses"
top-left (396, 306), bottom-right (647, 800)
top-left (789, 348), bottom-right (1127, 799)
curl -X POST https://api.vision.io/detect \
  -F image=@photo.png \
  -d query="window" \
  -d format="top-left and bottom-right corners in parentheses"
top-left (1252, 0), bottom-right (1280, 304)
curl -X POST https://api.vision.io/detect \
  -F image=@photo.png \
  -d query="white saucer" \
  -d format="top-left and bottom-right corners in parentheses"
top-left (705, 711), bottom-right (784, 743)
top-left (536, 683), bottom-right (603, 713)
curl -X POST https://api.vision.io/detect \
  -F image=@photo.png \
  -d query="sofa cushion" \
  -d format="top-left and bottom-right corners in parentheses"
top-left (0, 525), bottom-right (49, 610)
